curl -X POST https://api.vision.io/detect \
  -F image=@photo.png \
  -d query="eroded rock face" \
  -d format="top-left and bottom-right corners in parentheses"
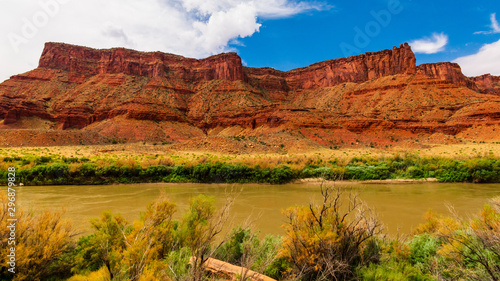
top-left (417, 62), bottom-right (479, 91)
top-left (39, 42), bottom-right (245, 81)
top-left (1, 42), bottom-right (500, 147)
top-left (471, 74), bottom-right (500, 96)
top-left (246, 43), bottom-right (417, 92)
top-left (286, 43), bottom-right (417, 90)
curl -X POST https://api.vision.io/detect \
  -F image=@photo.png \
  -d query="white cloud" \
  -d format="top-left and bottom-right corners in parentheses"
top-left (408, 32), bottom-right (448, 54)
top-left (454, 39), bottom-right (500, 76)
top-left (0, 0), bottom-right (326, 83)
top-left (491, 13), bottom-right (500, 32)
top-left (474, 13), bottom-right (500, 35)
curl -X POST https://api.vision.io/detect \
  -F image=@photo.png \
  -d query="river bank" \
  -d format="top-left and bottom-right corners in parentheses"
top-left (1, 143), bottom-right (500, 186)
top-left (2, 154), bottom-right (499, 186)
top-left (296, 177), bottom-right (440, 184)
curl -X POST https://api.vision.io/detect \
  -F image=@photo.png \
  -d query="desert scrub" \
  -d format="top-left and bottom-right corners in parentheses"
top-left (1, 155), bottom-right (500, 185)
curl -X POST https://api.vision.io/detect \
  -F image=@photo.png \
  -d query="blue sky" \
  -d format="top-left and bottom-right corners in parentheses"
top-left (236, 0), bottom-right (500, 75)
top-left (1, 0), bottom-right (499, 82)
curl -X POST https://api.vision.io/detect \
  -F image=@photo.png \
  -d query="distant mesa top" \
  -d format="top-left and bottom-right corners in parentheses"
top-left (37, 42), bottom-right (417, 89)
top-left (34, 42), bottom-right (494, 92)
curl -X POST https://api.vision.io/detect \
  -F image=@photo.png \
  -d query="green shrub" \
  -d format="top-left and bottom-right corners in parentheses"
top-left (215, 227), bottom-right (284, 279)
top-left (2, 157), bottom-right (13, 162)
top-left (215, 227), bottom-right (253, 264)
top-left (301, 166), bottom-right (337, 180)
top-left (268, 166), bottom-right (294, 184)
top-left (406, 166), bottom-right (425, 179)
top-left (345, 164), bottom-right (390, 180)
top-left (408, 234), bottom-right (439, 265)
top-left (142, 165), bottom-right (171, 181)
top-left (63, 157), bottom-right (80, 163)
top-left (358, 260), bottom-right (434, 281)
top-left (79, 163), bottom-right (97, 177)
top-left (118, 166), bottom-right (141, 178)
top-left (436, 169), bottom-right (470, 182)
top-left (71, 234), bottom-right (104, 273)
top-left (99, 166), bottom-right (119, 177)
top-left (36, 156), bottom-right (52, 164)
top-left (171, 165), bottom-right (189, 178)
top-left (264, 257), bottom-right (291, 280)
top-left (165, 247), bottom-right (192, 280)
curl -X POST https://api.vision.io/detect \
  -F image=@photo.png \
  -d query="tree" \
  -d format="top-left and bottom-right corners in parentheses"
top-left (436, 198), bottom-right (500, 280)
top-left (122, 194), bottom-right (176, 280)
top-left (179, 194), bottom-right (234, 281)
top-left (0, 193), bottom-right (74, 281)
top-left (72, 193), bottom-right (176, 280)
top-left (72, 211), bottom-right (128, 279)
top-left (215, 227), bottom-right (281, 281)
top-left (280, 182), bottom-right (382, 280)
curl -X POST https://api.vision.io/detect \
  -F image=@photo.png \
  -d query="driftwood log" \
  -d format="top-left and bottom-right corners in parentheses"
top-left (189, 257), bottom-right (277, 281)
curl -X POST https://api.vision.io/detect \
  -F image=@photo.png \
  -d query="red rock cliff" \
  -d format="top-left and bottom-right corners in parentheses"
top-left (245, 43), bottom-right (417, 91)
top-left (417, 62), bottom-right (478, 91)
top-left (3, 42), bottom-right (500, 148)
top-left (39, 42), bottom-right (245, 81)
top-left (471, 74), bottom-right (500, 96)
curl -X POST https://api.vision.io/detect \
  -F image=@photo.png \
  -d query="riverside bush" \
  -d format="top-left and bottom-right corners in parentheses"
top-left (357, 260), bottom-right (434, 281)
top-left (345, 164), bottom-right (391, 180)
top-left (141, 165), bottom-right (171, 181)
top-left (0, 193), bottom-right (74, 281)
top-left (408, 234), bottom-right (439, 269)
top-left (192, 163), bottom-right (253, 183)
top-left (281, 185), bottom-right (382, 280)
top-left (215, 227), bottom-right (284, 278)
top-left (301, 166), bottom-right (338, 180)
top-left (2, 155), bottom-right (500, 185)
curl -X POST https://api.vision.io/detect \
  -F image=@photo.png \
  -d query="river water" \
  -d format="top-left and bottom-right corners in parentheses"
top-left (17, 182), bottom-right (500, 237)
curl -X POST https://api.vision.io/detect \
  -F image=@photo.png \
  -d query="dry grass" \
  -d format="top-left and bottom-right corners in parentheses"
top-left (2, 141), bottom-right (500, 169)
top-left (416, 143), bottom-right (500, 158)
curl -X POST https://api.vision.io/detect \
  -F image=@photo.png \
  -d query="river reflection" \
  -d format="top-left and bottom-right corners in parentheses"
top-left (17, 182), bottom-right (500, 236)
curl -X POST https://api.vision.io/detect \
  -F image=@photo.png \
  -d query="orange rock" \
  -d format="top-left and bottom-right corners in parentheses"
top-left (1, 42), bottom-right (500, 147)
top-left (471, 74), bottom-right (500, 96)
top-left (417, 62), bottom-right (479, 91)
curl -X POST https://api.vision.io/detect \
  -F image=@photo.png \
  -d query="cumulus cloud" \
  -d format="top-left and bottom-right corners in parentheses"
top-left (102, 23), bottom-right (133, 46)
top-left (408, 32), bottom-right (448, 54)
top-left (0, 0), bottom-right (326, 82)
top-left (474, 13), bottom-right (500, 35)
top-left (454, 39), bottom-right (500, 76)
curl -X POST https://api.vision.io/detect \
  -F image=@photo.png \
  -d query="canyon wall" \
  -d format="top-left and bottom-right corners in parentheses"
top-left (246, 43), bottom-right (417, 92)
top-left (2, 42), bottom-right (500, 147)
top-left (416, 62), bottom-right (479, 91)
top-left (35, 42), bottom-right (491, 93)
top-left (39, 42), bottom-right (245, 82)
top-left (471, 74), bottom-right (500, 96)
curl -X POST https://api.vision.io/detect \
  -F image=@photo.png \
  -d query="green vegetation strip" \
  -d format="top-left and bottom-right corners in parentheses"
top-left (1, 154), bottom-right (500, 185)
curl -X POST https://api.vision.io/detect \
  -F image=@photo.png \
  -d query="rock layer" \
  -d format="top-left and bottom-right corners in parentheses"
top-left (417, 62), bottom-right (479, 91)
top-left (471, 74), bottom-right (500, 96)
top-left (39, 42), bottom-right (245, 81)
top-left (246, 43), bottom-right (417, 92)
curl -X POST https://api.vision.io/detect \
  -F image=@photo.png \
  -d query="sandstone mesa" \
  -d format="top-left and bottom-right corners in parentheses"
top-left (0, 42), bottom-right (499, 150)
